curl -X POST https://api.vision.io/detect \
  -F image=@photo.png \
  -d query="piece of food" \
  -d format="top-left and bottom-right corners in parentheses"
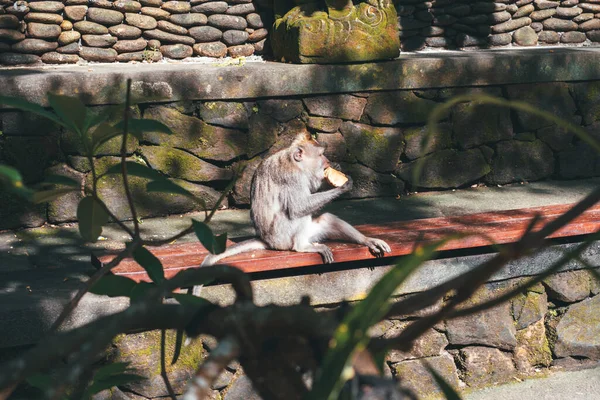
top-left (324, 167), bottom-right (348, 187)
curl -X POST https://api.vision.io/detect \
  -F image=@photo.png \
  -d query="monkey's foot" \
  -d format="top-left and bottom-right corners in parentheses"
top-left (366, 238), bottom-right (391, 257)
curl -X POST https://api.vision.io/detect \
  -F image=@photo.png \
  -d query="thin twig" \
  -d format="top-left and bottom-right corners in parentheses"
top-left (161, 329), bottom-right (178, 400)
top-left (120, 79), bottom-right (140, 236)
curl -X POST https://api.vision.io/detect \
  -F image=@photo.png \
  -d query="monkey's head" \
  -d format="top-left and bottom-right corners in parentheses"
top-left (291, 132), bottom-right (330, 182)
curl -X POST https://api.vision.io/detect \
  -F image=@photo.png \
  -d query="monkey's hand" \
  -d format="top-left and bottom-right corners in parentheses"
top-left (340, 175), bottom-right (353, 193)
top-left (365, 237), bottom-right (391, 257)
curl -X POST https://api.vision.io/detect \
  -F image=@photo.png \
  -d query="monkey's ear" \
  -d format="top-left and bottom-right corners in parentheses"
top-left (293, 147), bottom-right (304, 162)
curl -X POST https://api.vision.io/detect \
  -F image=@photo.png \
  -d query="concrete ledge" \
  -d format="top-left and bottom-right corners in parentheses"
top-left (2, 48), bottom-right (600, 106)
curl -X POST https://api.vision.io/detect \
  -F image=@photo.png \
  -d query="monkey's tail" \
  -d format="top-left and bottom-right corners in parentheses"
top-left (200, 238), bottom-right (268, 267)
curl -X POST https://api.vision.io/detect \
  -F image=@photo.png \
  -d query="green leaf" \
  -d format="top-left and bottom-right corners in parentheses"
top-left (26, 373), bottom-right (54, 390)
top-left (87, 373), bottom-right (146, 395)
top-left (171, 328), bottom-right (184, 365)
top-left (132, 246), bottom-right (165, 283)
top-left (170, 268), bottom-right (215, 287)
top-left (31, 188), bottom-right (77, 204)
top-left (147, 179), bottom-right (196, 198)
top-left (425, 363), bottom-right (463, 400)
top-left (77, 196), bottom-right (110, 242)
top-left (91, 122), bottom-right (122, 152)
top-left (0, 96), bottom-right (65, 127)
top-left (42, 174), bottom-right (80, 187)
top-left (103, 161), bottom-right (165, 181)
top-left (192, 220), bottom-right (227, 255)
top-left (114, 118), bottom-right (173, 140)
top-left (172, 292), bottom-right (211, 307)
top-left (0, 165), bottom-right (23, 185)
top-left (310, 238), bottom-right (459, 400)
top-left (48, 93), bottom-right (87, 134)
top-left (84, 104), bottom-right (122, 133)
top-left (90, 275), bottom-right (137, 297)
top-left (129, 281), bottom-right (155, 302)
top-left (94, 362), bottom-right (130, 381)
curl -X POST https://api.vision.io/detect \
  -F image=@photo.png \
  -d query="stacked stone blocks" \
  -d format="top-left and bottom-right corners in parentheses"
top-left (396, 0), bottom-right (600, 50)
top-left (0, 0), bottom-right (269, 65)
top-left (2, 81), bottom-right (600, 230)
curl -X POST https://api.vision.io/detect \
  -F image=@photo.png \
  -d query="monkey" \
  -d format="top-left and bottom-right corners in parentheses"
top-left (201, 132), bottom-right (391, 267)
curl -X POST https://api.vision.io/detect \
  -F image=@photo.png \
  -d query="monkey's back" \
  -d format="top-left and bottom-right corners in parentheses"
top-left (250, 151), bottom-right (308, 250)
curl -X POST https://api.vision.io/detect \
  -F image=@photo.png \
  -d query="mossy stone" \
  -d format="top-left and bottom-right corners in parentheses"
top-left (365, 90), bottom-right (445, 125)
top-left (403, 122), bottom-right (452, 160)
top-left (141, 145), bottom-right (233, 182)
top-left (514, 319), bottom-right (552, 372)
top-left (143, 106), bottom-right (247, 162)
top-left (340, 121), bottom-right (404, 173)
top-left (453, 101), bottom-right (513, 149)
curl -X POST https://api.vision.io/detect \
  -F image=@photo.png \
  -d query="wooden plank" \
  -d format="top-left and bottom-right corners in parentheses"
top-left (96, 203), bottom-right (600, 282)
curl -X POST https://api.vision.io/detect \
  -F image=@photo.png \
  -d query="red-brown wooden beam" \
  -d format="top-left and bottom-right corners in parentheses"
top-left (93, 203), bottom-right (600, 282)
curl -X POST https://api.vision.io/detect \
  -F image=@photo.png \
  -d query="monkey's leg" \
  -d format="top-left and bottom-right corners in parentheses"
top-left (293, 242), bottom-right (335, 264)
top-left (313, 213), bottom-right (391, 257)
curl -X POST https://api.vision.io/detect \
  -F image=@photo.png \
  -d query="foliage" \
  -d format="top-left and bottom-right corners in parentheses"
top-left (0, 86), bottom-right (599, 400)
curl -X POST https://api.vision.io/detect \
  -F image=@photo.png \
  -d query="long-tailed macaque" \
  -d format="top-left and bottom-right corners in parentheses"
top-left (201, 132), bottom-right (390, 266)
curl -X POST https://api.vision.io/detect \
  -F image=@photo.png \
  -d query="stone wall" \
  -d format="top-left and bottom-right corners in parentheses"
top-left (2, 79), bottom-right (600, 230)
top-left (396, 0), bottom-right (600, 51)
top-left (0, 0), bottom-right (270, 66)
top-left (92, 269), bottom-right (600, 399)
top-left (3, 0), bottom-right (600, 66)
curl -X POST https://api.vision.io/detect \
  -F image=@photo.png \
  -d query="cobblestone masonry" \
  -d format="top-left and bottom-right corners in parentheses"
top-left (0, 0), bottom-right (271, 65)
top-left (3, 0), bottom-right (600, 65)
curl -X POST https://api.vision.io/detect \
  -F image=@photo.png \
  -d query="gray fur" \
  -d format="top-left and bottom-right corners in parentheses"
top-left (201, 133), bottom-right (390, 266)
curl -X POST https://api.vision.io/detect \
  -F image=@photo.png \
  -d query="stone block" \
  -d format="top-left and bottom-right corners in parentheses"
top-left (2, 135), bottom-right (61, 183)
top-left (393, 353), bottom-right (461, 397)
top-left (112, 330), bottom-right (206, 398)
top-left (403, 122), bottom-right (452, 160)
top-left (453, 100), bottom-right (513, 149)
top-left (304, 94), bottom-right (367, 121)
top-left (486, 140), bottom-right (554, 185)
top-left (46, 164), bottom-right (85, 224)
top-left (514, 319), bottom-right (552, 372)
top-left (0, 190), bottom-right (46, 230)
top-left (512, 288), bottom-right (548, 330)
top-left (315, 132), bottom-right (350, 163)
top-left (459, 346), bottom-right (516, 387)
top-left (223, 375), bottom-right (261, 400)
top-left (198, 101), bottom-right (251, 129)
top-left (557, 141), bottom-right (600, 179)
top-left (140, 145), bottom-right (233, 182)
top-left (143, 106), bottom-right (246, 162)
top-left (543, 270), bottom-right (592, 303)
top-left (338, 162), bottom-right (405, 199)
top-left (0, 111), bottom-right (60, 136)
top-left (340, 122), bottom-right (403, 172)
top-left (257, 98), bottom-right (304, 123)
top-left (506, 83), bottom-right (577, 131)
top-left (447, 287), bottom-right (517, 350)
top-left (571, 81), bottom-right (600, 126)
top-left (396, 148), bottom-right (490, 189)
top-left (384, 322), bottom-right (449, 363)
top-left (247, 112), bottom-right (279, 158)
top-left (554, 294), bottom-right (600, 359)
top-left (365, 91), bottom-right (442, 125)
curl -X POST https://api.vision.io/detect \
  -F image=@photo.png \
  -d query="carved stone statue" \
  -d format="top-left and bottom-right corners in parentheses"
top-left (271, 0), bottom-right (400, 63)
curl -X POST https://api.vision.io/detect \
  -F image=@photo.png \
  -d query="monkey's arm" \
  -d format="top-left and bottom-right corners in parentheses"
top-left (287, 188), bottom-right (345, 219)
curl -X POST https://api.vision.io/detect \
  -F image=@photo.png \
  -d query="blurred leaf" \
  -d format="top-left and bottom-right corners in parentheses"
top-left (91, 122), bottom-right (122, 152)
top-left (84, 105), bottom-right (122, 133)
top-left (31, 188), bottom-right (77, 204)
top-left (129, 281), bottom-right (155, 302)
top-left (0, 96), bottom-right (65, 127)
top-left (42, 174), bottom-right (80, 187)
top-left (172, 292), bottom-right (212, 307)
top-left (310, 238), bottom-right (458, 400)
top-left (147, 179), bottom-right (195, 198)
top-left (94, 362), bottom-right (130, 381)
top-left (192, 220), bottom-right (227, 255)
top-left (87, 373), bottom-right (146, 396)
top-left (104, 161), bottom-right (165, 181)
top-left (170, 268), bottom-right (215, 287)
top-left (48, 93), bottom-right (87, 134)
top-left (114, 118), bottom-right (172, 141)
top-left (171, 328), bottom-right (184, 365)
top-left (26, 373), bottom-right (54, 390)
top-left (77, 196), bottom-right (109, 242)
top-left (425, 363), bottom-right (462, 400)
top-left (132, 246), bottom-right (165, 283)
top-left (90, 275), bottom-right (137, 297)
top-left (0, 165), bottom-right (33, 199)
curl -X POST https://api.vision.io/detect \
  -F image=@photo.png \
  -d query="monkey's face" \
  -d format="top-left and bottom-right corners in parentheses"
top-left (293, 143), bottom-right (330, 181)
